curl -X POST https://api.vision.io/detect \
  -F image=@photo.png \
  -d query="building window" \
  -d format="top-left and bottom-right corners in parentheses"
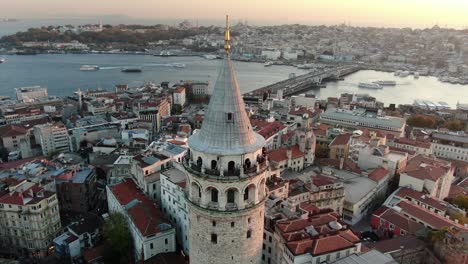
top-left (247, 230), bottom-right (252, 238)
top-left (150, 243), bottom-right (154, 249)
top-left (212, 221), bottom-right (216, 227)
top-left (227, 112), bottom-right (233, 121)
top-left (211, 234), bottom-right (218, 244)
top-left (231, 222), bottom-right (235, 227)
top-left (165, 238), bottom-right (168, 244)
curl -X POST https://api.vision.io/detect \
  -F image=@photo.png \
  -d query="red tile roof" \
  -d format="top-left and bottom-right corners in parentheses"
top-left (368, 167), bottom-right (389, 182)
top-left (0, 124), bottom-right (28, 138)
top-left (174, 86), bottom-right (185, 93)
top-left (378, 207), bottom-right (424, 234)
top-left (394, 137), bottom-right (431, 149)
top-left (397, 200), bottom-right (467, 231)
top-left (250, 119), bottom-right (286, 139)
top-left (330, 134), bottom-right (352, 147)
top-left (404, 155), bottom-right (452, 182)
top-left (289, 107), bottom-right (315, 117)
top-left (268, 145), bottom-right (304, 163)
top-left (83, 245), bottom-right (105, 263)
top-left (311, 175), bottom-right (337, 187)
top-left (110, 179), bottom-right (171, 237)
top-left (396, 187), bottom-right (447, 212)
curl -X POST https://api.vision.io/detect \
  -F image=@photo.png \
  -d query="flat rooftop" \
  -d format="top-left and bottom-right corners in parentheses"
top-left (161, 168), bottom-right (186, 185)
top-left (333, 169), bottom-right (377, 204)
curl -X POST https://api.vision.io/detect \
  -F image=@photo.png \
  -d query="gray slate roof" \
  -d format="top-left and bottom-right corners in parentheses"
top-left (188, 56), bottom-right (264, 155)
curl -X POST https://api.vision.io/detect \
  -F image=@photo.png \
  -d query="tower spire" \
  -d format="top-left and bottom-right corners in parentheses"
top-left (224, 15), bottom-right (231, 55)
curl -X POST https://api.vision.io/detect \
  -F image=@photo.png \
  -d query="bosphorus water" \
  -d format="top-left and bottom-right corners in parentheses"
top-left (0, 53), bottom-right (467, 108)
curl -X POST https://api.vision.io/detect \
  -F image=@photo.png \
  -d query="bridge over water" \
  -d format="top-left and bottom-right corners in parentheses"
top-left (245, 64), bottom-right (361, 98)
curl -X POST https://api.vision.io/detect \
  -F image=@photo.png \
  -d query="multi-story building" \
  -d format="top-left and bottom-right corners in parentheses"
top-left (431, 131), bottom-right (468, 162)
top-left (160, 167), bottom-right (189, 254)
top-left (184, 21), bottom-right (268, 263)
top-left (308, 175), bottom-right (345, 214)
top-left (358, 144), bottom-right (408, 176)
top-left (188, 81), bottom-right (209, 96)
top-left (399, 155), bottom-right (454, 200)
top-left (107, 179), bottom-right (176, 261)
top-left (329, 133), bottom-right (352, 160)
top-left (320, 108), bottom-right (406, 137)
top-left (0, 124), bottom-right (29, 152)
top-left (33, 122), bottom-right (70, 156)
top-left (173, 87), bottom-right (186, 107)
top-left (69, 122), bottom-right (120, 152)
top-left (131, 152), bottom-right (172, 203)
top-left (386, 136), bottom-right (432, 156)
top-left (15, 86), bottom-right (48, 102)
top-left (55, 168), bottom-right (97, 214)
top-left (263, 202), bottom-right (361, 264)
top-left (1, 107), bottom-right (48, 125)
top-left (0, 179), bottom-right (61, 257)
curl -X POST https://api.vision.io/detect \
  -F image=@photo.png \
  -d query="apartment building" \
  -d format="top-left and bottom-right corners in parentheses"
top-left (0, 179), bottom-right (61, 257)
top-left (33, 122), bottom-right (70, 156)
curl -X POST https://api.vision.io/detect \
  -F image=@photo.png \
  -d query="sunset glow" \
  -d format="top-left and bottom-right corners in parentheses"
top-left (3, 0), bottom-right (468, 28)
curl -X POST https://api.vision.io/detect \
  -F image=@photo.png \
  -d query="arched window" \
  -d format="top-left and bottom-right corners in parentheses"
top-left (244, 158), bottom-right (251, 169)
top-left (243, 188), bottom-right (249, 201)
top-left (211, 188), bottom-right (219, 203)
top-left (227, 189), bottom-right (236, 203)
top-left (228, 161), bottom-right (235, 171)
top-left (197, 157), bottom-right (203, 167)
top-left (211, 160), bottom-right (217, 170)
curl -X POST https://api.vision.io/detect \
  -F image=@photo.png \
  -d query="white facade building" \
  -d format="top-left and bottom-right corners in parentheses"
top-left (15, 86), bottom-right (48, 102)
top-left (106, 179), bottom-right (176, 261)
top-left (261, 48), bottom-right (281, 60)
top-left (160, 167), bottom-right (190, 254)
top-left (33, 122), bottom-right (70, 156)
top-left (173, 87), bottom-right (186, 106)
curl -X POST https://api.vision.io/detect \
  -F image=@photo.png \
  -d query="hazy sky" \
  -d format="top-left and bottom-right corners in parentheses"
top-left (3, 0), bottom-right (468, 28)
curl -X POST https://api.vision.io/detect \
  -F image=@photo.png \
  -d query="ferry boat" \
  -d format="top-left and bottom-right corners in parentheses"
top-left (399, 71), bottom-right (410, 77)
top-left (80, 65), bottom-right (99, 71)
top-left (0, 58), bottom-right (5, 63)
top-left (372, 80), bottom-right (396, 86)
top-left (122, 67), bottom-right (142, 73)
top-left (264, 61), bottom-right (274, 67)
top-left (159, 51), bottom-right (175, 57)
top-left (358, 82), bottom-right (382, 89)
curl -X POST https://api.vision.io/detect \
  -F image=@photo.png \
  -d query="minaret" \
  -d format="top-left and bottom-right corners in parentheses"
top-left (185, 15), bottom-right (267, 264)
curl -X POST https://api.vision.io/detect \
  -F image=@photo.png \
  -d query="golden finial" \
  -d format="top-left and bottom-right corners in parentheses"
top-left (224, 15), bottom-right (231, 55)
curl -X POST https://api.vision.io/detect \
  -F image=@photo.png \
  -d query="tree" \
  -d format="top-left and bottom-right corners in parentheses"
top-left (406, 114), bottom-right (438, 128)
top-left (103, 213), bottom-right (134, 264)
top-left (442, 120), bottom-right (466, 131)
top-left (451, 195), bottom-right (468, 211)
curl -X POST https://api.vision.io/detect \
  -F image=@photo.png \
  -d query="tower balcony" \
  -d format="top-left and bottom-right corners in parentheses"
top-left (183, 155), bottom-right (268, 181)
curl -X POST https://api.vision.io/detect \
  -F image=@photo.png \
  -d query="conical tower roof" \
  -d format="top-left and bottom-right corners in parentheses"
top-left (188, 16), bottom-right (265, 156)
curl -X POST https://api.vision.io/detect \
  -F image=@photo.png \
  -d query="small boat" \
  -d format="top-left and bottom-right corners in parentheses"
top-left (399, 71), bottom-right (410, 77)
top-left (264, 61), bottom-right (274, 67)
top-left (0, 58), bottom-right (5, 63)
top-left (80, 65), bottom-right (99, 71)
top-left (159, 51), bottom-right (175, 57)
top-left (358, 82), bottom-right (382, 89)
top-left (122, 67), bottom-right (142, 73)
top-left (171, 63), bottom-right (186, 68)
top-left (203, 54), bottom-right (217, 60)
top-left (372, 80), bottom-right (396, 86)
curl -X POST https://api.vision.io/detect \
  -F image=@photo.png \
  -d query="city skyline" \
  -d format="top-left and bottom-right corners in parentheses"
top-left (3, 0), bottom-right (468, 29)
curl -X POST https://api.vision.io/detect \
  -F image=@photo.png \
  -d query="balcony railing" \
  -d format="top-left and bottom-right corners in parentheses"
top-left (225, 203), bottom-right (238, 211)
top-left (224, 169), bottom-right (240, 177)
